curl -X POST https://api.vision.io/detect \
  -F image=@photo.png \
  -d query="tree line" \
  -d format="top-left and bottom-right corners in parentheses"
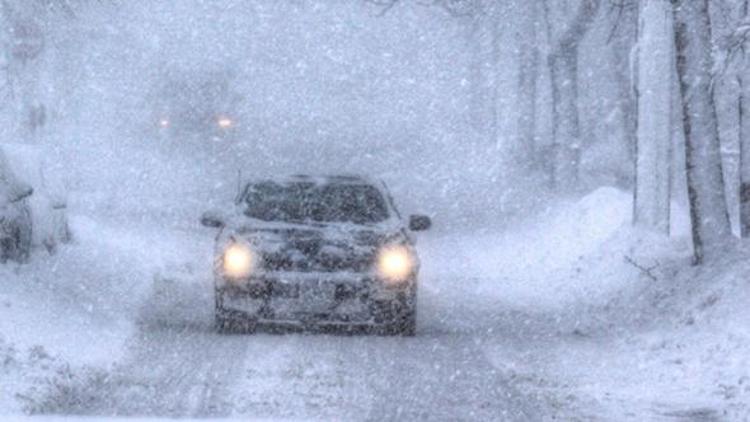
top-left (370, 0), bottom-right (750, 264)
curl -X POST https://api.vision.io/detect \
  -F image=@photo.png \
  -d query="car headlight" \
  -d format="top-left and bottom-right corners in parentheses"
top-left (217, 116), bottom-right (233, 129)
top-left (222, 243), bottom-right (254, 279)
top-left (377, 245), bottom-right (414, 283)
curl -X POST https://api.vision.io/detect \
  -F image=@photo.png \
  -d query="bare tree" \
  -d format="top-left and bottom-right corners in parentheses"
top-left (514, 0), bottom-right (540, 169)
top-left (633, 0), bottom-right (675, 234)
top-left (735, 0), bottom-right (750, 236)
top-left (607, 0), bottom-right (638, 187)
top-left (466, 1), bottom-right (500, 144)
top-left (672, 0), bottom-right (732, 263)
top-left (542, 0), bottom-right (602, 190)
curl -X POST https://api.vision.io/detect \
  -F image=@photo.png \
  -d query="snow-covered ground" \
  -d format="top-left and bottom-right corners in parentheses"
top-left (1, 187), bottom-right (748, 420)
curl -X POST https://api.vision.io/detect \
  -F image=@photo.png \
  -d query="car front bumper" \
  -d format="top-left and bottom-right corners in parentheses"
top-left (216, 272), bottom-right (414, 324)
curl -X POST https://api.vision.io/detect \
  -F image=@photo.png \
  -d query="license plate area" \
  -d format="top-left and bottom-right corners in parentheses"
top-left (270, 282), bottom-right (300, 298)
top-left (269, 280), bottom-right (346, 299)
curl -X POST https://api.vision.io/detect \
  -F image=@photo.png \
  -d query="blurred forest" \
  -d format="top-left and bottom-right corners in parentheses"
top-left (1, 0), bottom-right (748, 261)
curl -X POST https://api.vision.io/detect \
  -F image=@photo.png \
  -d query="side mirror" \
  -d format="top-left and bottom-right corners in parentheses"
top-left (201, 210), bottom-right (226, 228)
top-left (10, 185), bottom-right (33, 203)
top-left (409, 214), bottom-right (432, 232)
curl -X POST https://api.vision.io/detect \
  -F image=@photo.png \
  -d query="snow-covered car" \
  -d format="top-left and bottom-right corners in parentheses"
top-left (201, 175), bottom-right (432, 335)
top-left (0, 151), bottom-right (33, 263)
top-left (1, 144), bottom-right (70, 256)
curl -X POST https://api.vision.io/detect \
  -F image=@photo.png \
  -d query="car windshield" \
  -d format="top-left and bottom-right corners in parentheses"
top-left (243, 182), bottom-right (389, 224)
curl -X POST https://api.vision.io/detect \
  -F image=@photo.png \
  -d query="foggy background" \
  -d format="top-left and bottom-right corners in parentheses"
top-left (0, 0), bottom-right (632, 232)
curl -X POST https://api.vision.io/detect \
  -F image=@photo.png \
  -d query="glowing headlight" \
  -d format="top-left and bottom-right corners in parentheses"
top-left (217, 116), bottom-right (233, 129)
top-left (377, 245), bottom-right (414, 283)
top-left (223, 243), bottom-right (254, 279)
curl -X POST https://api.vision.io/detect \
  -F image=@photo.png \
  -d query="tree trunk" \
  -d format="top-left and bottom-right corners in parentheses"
top-left (488, 6), bottom-right (501, 148)
top-left (634, 0), bottom-right (674, 234)
top-left (609, 4), bottom-right (638, 188)
top-left (469, 1), bottom-right (500, 145)
top-left (740, 66), bottom-right (750, 236)
top-left (543, 0), bottom-right (601, 190)
top-left (548, 49), bottom-right (581, 189)
top-left (468, 15), bottom-right (491, 133)
top-left (515, 0), bottom-right (539, 168)
top-left (673, 0), bottom-right (732, 263)
top-left (739, 0), bottom-right (750, 237)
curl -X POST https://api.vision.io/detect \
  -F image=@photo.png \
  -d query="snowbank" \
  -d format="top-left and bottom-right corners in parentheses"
top-left (0, 212), bottom-right (215, 413)
top-left (421, 186), bottom-right (691, 310)
top-left (522, 241), bottom-right (750, 420)
top-left (450, 187), bottom-right (749, 420)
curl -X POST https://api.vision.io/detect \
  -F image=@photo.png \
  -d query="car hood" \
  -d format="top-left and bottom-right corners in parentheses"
top-left (225, 221), bottom-right (406, 273)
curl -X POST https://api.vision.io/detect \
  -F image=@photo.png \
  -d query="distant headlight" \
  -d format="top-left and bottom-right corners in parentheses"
top-left (377, 245), bottom-right (414, 283)
top-left (217, 116), bottom-right (233, 129)
top-left (223, 243), bottom-right (254, 279)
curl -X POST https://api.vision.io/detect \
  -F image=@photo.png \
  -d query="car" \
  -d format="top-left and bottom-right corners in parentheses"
top-left (0, 149), bottom-right (33, 263)
top-left (201, 175), bottom-right (432, 335)
top-left (1, 144), bottom-right (70, 255)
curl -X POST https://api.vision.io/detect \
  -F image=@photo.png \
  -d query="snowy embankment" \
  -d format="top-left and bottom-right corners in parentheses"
top-left (423, 187), bottom-right (748, 420)
top-left (0, 204), bottom-right (214, 415)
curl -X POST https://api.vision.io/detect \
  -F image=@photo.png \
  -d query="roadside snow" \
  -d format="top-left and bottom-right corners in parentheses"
top-left (447, 187), bottom-right (749, 420)
top-left (422, 186), bottom-right (690, 311)
top-left (0, 211), bottom-right (214, 415)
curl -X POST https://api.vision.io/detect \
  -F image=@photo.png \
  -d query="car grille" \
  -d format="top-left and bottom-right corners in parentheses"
top-left (261, 251), bottom-right (374, 273)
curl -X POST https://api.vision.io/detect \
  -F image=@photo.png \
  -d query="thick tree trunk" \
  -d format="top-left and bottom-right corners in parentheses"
top-left (468, 16), bottom-right (491, 133)
top-left (739, 0), bottom-right (750, 237)
top-left (740, 69), bottom-right (750, 236)
top-left (609, 4), bottom-right (638, 187)
top-left (673, 0), bottom-right (732, 263)
top-left (634, 0), bottom-right (674, 234)
top-left (469, 1), bottom-right (500, 145)
top-left (543, 0), bottom-right (601, 190)
top-left (515, 0), bottom-right (539, 168)
top-left (548, 49), bottom-right (581, 189)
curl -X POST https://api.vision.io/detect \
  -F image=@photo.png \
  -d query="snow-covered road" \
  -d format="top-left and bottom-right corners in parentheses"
top-left (34, 268), bottom-right (548, 420)
top-left (4, 188), bottom-right (746, 421)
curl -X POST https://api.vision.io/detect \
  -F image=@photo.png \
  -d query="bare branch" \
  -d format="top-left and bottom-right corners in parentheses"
top-left (365, 0), bottom-right (400, 17)
top-left (624, 256), bottom-right (659, 282)
top-left (605, 0), bottom-right (636, 45)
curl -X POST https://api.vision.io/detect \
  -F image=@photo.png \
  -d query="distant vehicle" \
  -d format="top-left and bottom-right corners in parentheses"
top-left (201, 175), bottom-right (432, 335)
